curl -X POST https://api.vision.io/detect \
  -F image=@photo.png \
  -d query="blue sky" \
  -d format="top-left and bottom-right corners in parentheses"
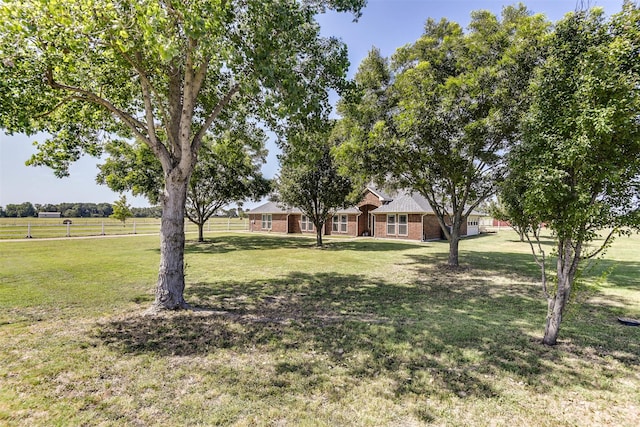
top-left (0, 0), bottom-right (625, 207)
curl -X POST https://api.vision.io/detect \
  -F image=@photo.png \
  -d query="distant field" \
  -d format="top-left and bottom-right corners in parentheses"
top-left (0, 216), bottom-right (249, 239)
top-left (0, 230), bottom-right (638, 426)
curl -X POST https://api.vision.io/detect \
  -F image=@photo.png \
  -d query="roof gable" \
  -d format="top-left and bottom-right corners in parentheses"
top-left (371, 191), bottom-right (435, 214)
top-left (364, 186), bottom-right (393, 203)
top-left (248, 201), bottom-right (293, 214)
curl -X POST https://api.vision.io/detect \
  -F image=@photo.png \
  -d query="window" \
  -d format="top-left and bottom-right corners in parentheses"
top-left (387, 214), bottom-right (408, 236)
top-left (301, 215), bottom-right (314, 231)
top-left (398, 214), bottom-right (408, 236)
top-left (261, 214), bottom-right (272, 230)
top-left (332, 214), bottom-right (348, 233)
top-left (387, 214), bottom-right (396, 235)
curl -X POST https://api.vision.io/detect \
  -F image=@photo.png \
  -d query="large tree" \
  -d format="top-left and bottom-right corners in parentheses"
top-left (98, 128), bottom-right (271, 242)
top-left (501, 3), bottom-right (640, 345)
top-left (277, 123), bottom-right (354, 247)
top-left (0, 0), bottom-right (365, 310)
top-left (336, 6), bottom-right (548, 266)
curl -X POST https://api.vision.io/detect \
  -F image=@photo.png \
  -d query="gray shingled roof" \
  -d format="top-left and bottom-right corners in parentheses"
top-left (334, 206), bottom-right (361, 214)
top-left (371, 191), bottom-right (435, 214)
top-left (248, 201), bottom-right (296, 214)
top-left (372, 191), bottom-right (483, 216)
top-left (249, 201), bottom-right (360, 215)
top-left (250, 189), bottom-right (482, 217)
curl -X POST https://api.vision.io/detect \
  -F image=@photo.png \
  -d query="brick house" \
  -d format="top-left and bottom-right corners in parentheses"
top-left (248, 187), bottom-right (481, 241)
top-left (247, 201), bottom-right (361, 236)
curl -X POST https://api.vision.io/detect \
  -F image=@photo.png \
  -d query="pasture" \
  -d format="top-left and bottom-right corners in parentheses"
top-left (0, 216), bottom-right (249, 239)
top-left (1, 231), bottom-right (638, 426)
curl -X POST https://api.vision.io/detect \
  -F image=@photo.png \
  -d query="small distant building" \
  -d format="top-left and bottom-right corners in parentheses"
top-left (38, 212), bottom-right (61, 218)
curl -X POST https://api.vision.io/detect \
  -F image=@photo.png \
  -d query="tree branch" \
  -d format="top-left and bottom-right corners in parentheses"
top-left (191, 83), bottom-right (241, 153)
top-left (585, 228), bottom-right (617, 260)
top-left (526, 223), bottom-right (550, 300)
top-left (45, 68), bottom-right (151, 146)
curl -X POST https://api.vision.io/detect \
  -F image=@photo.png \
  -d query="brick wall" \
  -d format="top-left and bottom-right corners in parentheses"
top-left (359, 190), bottom-right (384, 208)
top-left (247, 213), bottom-right (289, 233)
top-left (423, 215), bottom-right (442, 240)
top-left (329, 214), bottom-right (359, 236)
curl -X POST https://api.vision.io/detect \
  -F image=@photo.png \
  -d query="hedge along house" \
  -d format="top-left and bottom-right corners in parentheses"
top-left (247, 187), bottom-right (481, 241)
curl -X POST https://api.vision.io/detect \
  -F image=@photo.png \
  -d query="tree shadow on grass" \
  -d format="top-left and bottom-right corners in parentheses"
top-left (179, 234), bottom-right (423, 254)
top-left (406, 250), bottom-right (640, 365)
top-left (93, 268), bottom-right (639, 403)
top-left (184, 234), bottom-right (317, 254)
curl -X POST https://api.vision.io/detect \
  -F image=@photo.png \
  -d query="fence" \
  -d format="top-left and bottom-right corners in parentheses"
top-left (0, 217), bottom-right (249, 240)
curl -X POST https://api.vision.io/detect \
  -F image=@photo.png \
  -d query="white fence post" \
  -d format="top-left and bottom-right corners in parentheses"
top-left (26, 223), bottom-right (32, 238)
top-left (66, 222), bottom-right (71, 237)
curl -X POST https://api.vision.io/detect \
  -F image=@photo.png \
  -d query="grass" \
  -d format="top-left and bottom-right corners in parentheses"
top-left (1, 231), bottom-right (639, 426)
top-left (0, 217), bottom-right (249, 239)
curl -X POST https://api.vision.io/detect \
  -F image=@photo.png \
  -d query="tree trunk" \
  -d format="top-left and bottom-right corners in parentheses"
top-left (316, 226), bottom-right (323, 247)
top-left (153, 177), bottom-right (190, 310)
top-left (448, 227), bottom-right (460, 267)
top-left (542, 241), bottom-right (576, 345)
top-left (543, 293), bottom-right (564, 345)
top-left (197, 222), bottom-right (204, 242)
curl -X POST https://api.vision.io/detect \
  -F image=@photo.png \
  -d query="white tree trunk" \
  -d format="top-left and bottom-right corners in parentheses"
top-left (153, 175), bottom-right (190, 310)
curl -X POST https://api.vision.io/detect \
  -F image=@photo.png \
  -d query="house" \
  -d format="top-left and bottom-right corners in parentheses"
top-left (247, 201), bottom-right (361, 236)
top-left (248, 187), bottom-right (481, 242)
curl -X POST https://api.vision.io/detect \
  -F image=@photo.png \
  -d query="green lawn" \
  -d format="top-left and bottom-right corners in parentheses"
top-left (0, 217), bottom-right (249, 239)
top-left (0, 231), bottom-right (638, 426)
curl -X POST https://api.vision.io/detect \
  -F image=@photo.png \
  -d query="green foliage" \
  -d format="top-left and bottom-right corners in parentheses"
top-left (110, 194), bottom-right (132, 225)
top-left (0, 0), bottom-right (366, 306)
top-left (0, 0), bottom-right (364, 199)
top-left (3, 202), bottom-right (36, 218)
top-left (0, 203), bottom-right (161, 218)
top-left (501, 3), bottom-right (640, 344)
top-left (277, 122), bottom-right (354, 246)
top-left (336, 6), bottom-right (549, 264)
top-left (0, 0), bottom-right (365, 167)
top-left (184, 130), bottom-right (270, 240)
top-left (97, 127), bottom-right (270, 234)
top-left (505, 3), bottom-right (640, 249)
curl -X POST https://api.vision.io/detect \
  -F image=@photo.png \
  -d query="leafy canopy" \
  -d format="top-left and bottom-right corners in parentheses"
top-left (335, 5), bottom-right (549, 265)
top-left (0, 0), bottom-right (365, 178)
top-left (277, 122), bottom-right (353, 245)
top-left (500, 3), bottom-right (640, 345)
top-left (110, 194), bottom-right (133, 224)
top-left (505, 3), bottom-right (640, 247)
